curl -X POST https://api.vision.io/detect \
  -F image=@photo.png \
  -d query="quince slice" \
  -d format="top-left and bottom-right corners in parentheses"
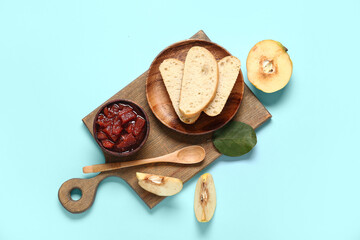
top-left (136, 172), bottom-right (183, 196)
top-left (194, 173), bottom-right (216, 222)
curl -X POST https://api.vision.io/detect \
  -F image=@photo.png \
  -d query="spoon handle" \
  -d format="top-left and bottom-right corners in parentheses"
top-left (83, 154), bottom-right (174, 174)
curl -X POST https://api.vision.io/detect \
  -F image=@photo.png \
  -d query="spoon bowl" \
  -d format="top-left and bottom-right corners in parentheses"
top-left (176, 146), bottom-right (206, 164)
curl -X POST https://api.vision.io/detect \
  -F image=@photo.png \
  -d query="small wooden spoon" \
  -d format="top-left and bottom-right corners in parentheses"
top-left (83, 145), bottom-right (206, 174)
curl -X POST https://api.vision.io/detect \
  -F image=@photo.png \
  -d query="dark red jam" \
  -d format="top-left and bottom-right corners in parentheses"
top-left (95, 103), bottom-right (147, 153)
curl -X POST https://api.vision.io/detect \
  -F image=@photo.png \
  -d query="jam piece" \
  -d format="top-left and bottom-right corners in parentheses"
top-left (102, 125), bottom-right (112, 137)
top-left (112, 122), bottom-right (122, 135)
top-left (97, 114), bottom-right (105, 121)
top-left (135, 127), bottom-right (146, 141)
top-left (133, 116), bottom-right (146, 136)
top-left (117, 133), bottom-right (137, 149)
top-left (103, 125), bottom-right (118, 142)
top-left (104, 107), bottom-right (115, 118)
top-left (109, 133), bottom-right (119, 142)
top-left (118, 106), bottom-right (133, 115)
top-left (117, 104), bottom-right (124, 110)
top-left (120, 111), bottom-right (136, 125)
top-left (102, 139), bottom-right (114, 149)
top-left (110, 104), bottom-right (120, 114)
top-left (113, 115), bottom-right (121, 125)
top-left (97, 131), bottom-right (107, 140)
top-left (96, 114), bottom-right (112, 128)
top-left (126, 121), bottom-right (135, 133)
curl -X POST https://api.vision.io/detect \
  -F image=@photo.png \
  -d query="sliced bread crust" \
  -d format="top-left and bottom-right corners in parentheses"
top-left (159, 59), bottom-right (200, 124)
top-left (204, 56), bottom-right (241, 116)
top-left (179, 46), bottom-right (219, 118)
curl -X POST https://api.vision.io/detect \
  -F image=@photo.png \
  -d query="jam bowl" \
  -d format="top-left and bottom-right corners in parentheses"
top-left (93, 99), bottom-right (150, 158)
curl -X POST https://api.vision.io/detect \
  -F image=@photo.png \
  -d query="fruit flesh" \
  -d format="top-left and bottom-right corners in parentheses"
top-left (136, 172), bottom-right (183, 196)
top-left (246, 40), bottom-right (292, 93)
top-left (194, 173), bottom-right (216, 222)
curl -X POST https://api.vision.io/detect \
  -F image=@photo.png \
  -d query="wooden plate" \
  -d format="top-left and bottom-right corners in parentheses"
top-left (146, 39), bottom-right (245, 135)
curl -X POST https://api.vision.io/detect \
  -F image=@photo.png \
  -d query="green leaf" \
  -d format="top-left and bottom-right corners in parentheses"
top-left (212, 121), bottom-right (257, 157)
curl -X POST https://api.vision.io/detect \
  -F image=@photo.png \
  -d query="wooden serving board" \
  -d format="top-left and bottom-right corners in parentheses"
top-left (58, 30), bottom-right (271, 213)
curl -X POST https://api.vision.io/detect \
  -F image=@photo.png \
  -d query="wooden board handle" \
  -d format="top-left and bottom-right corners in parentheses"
top-left (58, 173), bottom-right (111, 213)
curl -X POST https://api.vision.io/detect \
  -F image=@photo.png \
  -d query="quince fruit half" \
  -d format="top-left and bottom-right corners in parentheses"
top-left (247, 40), bottom-right (292, 93)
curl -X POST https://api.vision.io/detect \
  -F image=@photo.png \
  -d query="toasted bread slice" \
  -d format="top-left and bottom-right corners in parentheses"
top-left (204, 56), bottom-right (241, 116)
top-left (179, 47), bottom-right (219, 118)
top-left (159, 59), bottom-right (200, 124)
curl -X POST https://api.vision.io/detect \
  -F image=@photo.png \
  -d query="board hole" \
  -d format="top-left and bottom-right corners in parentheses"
top-left (70, 188), bottom-right (82, 201)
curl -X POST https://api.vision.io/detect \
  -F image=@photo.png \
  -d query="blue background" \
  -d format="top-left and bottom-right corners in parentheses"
top-left (1, 0), bottom-right (359, 239)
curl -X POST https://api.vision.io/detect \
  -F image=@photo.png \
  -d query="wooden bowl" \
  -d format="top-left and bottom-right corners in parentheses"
top-left (93, 99), bottom-right (150, 158)
top-left (146, 39), bottom-right (244, 135)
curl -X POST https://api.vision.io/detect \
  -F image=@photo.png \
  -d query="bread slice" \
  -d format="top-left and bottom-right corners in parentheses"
top-left (159, 59), bottom-right (200, 124)
top-left (204, 56), bottom-right (241, 116)
top-left (179, 46), bottom-right (219, 118)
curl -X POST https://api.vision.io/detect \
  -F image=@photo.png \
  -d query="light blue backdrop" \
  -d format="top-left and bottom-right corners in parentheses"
top-left (1, 0), bottom-right (359, 239)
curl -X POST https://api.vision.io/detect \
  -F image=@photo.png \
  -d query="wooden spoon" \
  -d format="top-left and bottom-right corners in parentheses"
top-left (83, 145), bottom-right (205, 174)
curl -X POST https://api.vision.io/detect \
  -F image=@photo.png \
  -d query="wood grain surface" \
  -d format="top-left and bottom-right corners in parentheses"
top-left (58, 30), bottom-right (271, 214)
top-left (146, 39), bottom-right (244, 134)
